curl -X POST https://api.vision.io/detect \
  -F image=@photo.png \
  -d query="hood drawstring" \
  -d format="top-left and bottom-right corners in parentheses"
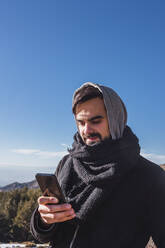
top-left (70, 224), bottom-right (80, 248)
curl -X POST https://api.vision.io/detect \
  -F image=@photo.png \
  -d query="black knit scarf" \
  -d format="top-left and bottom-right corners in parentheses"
top-left (58, 126), bottom-right (140, 224)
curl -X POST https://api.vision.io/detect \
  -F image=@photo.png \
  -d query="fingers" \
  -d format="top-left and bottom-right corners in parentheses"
top-left (40, 208), bottom-right (76, 224)
top-left (38, 203), bottom-right (72, 213)
top-left (38, 196), bottom-right (59, 205)
top-left (37, 196), bottom-right (76, 224)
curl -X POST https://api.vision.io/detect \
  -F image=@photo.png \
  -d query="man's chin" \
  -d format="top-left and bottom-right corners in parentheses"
top-left (84, 136), bottom-right (111, 146)
top-left (88, 142), bottom-right (101, 146)
top-left (85, 139), bottom-right (101, 146)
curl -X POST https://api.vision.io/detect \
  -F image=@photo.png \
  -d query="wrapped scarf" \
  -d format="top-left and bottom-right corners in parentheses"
top-left (57, 126), bottom-right (140, 224)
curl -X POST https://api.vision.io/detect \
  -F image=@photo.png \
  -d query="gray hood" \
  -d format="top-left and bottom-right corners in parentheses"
top-left (73, 82), bottom-right (127, 140)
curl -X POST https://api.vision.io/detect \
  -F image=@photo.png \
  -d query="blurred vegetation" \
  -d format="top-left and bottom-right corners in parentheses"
top-left (0, 187), bottom-right (41, 242)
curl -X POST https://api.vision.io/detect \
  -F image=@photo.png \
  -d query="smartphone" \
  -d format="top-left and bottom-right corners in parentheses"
top-left (35, 173), bottom-right (67, 204)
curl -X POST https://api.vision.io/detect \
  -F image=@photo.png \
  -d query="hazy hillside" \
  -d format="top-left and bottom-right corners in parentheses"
top-left (0, 180), bottom-right (39, 192)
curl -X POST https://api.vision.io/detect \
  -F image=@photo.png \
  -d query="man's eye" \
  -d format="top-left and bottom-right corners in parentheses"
top-left (79, 121), bottom-right (85, 126)
top-left (92, 120), bottom-right (101, 124)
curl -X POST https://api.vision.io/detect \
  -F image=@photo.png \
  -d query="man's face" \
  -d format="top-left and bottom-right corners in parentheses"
top-left (75, 97), bottom-right (110, 145)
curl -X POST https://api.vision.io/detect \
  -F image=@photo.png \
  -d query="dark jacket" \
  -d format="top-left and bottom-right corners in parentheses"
top-left (30, 154), bottom-right (165, 248)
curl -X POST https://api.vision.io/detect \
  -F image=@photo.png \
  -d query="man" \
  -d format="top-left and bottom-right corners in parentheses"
top-left (30, 82), bottom-right (165, 248)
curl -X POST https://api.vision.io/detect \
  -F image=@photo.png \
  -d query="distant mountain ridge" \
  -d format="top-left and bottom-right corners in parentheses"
top-left (0, 164), bottom-right (165, 192)
top-left (0, 179), bottom-right (39, 192)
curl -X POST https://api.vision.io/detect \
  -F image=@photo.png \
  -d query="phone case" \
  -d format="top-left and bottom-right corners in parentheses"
top-left (35, 173), bottom-right (66, 203)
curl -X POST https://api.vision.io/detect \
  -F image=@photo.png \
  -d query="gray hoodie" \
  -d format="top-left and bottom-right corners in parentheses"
top-left (73, 82), bottom-right (127, 139)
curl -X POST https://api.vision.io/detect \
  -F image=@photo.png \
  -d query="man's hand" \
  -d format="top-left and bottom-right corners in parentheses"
top-left (38, 196), bottom-right (76, 224)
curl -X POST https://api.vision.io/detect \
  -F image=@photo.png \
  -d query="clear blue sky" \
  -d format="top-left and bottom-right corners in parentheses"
top-left (0, 0), bottom-right (165, 186)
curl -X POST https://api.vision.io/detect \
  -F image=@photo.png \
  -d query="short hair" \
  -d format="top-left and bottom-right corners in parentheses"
top-left (72, 85), bottom-right (103, 114)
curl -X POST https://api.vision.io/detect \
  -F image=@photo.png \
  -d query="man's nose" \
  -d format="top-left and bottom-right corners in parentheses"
top-left (83, 123), bottom-right (93, 135)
